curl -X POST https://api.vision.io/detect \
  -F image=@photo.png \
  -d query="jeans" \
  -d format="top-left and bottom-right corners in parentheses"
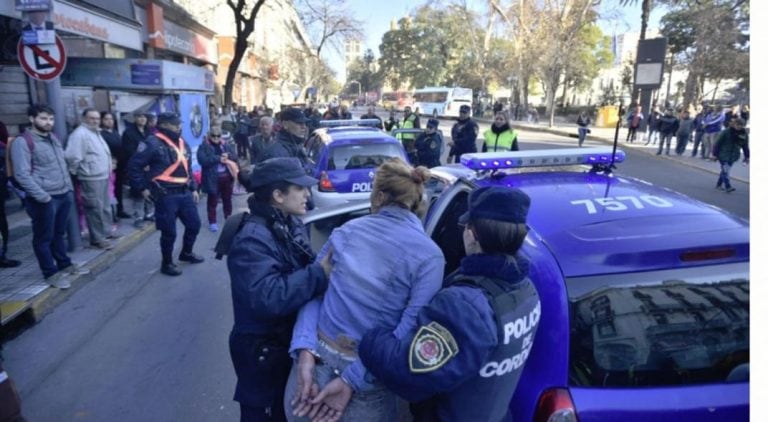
top-left (657, 133), bottom-right (674, 154)
top-left (25, 192), bottom-right (74, 278)
top-left (284, 340), bottom-right (397, 422)
top-left (577, 127), bottom-right (588, 147)
top-left (206, 173), bottom-right (234, 224)
top-left (675, 132), bottom-right (690, 155)
top-left (691, 130), bottom-right (705, 157)
top-left (626, 126), bottom-right (639, 142)
top-left (717, 160), bottom-right (734, 189)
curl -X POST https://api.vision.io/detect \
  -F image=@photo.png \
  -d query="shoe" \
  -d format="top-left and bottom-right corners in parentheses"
top-left (117, 211), bottom-right (132, 219)
top-left (178, 252), bottom-right (205, 264)
top-left (209, 223), bottom-right (219, 232)
top-left (90, 240), bottom-right (114, 250)
top-left (133, 219), bottom-right (146, 229)
top-left (64, 264), bottom-right (91, 276)
top-left (49, 276), bottom-right (72, 289)
top-left (655, 151), bottom-right (661, 155)
top-left (726, 187), bottom-right (736, 193)
top-left (106, 233), bottom-right (123, 240)
top-left (143, 214), bottom-right (155, 222)
top-left (716, 185), bottom-right (725, 191)
top-left (161, 262), bottom-right (183, 276)
top-left (0, 257), bottom-right (21, 268)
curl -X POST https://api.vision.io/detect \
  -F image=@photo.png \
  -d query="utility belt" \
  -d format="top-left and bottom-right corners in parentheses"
top-left (150, 181), bottom-right (189, 197)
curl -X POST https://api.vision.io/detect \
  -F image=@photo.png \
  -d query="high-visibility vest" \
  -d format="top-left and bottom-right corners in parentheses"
top-left (397, 114), bottom-right (418, 141)
top-left (152, 132), bottom-right (190, 184)
top-left (483, 128), bottom-right (518, 151)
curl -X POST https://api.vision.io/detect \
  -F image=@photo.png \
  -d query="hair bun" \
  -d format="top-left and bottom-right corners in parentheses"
top-left (411, 166), bottom-right (431, 184)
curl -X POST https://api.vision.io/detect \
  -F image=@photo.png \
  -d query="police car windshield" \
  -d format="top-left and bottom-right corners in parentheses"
top-left (330, 143), bottom-right (404, 170)
top-left (567, 262), bottom-right (749, 387)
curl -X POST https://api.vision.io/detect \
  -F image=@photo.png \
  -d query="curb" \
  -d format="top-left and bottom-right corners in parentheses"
top-left (475, 118), bottom-right (749, 184)
top-left (26, 224), bottom-right (156, 323)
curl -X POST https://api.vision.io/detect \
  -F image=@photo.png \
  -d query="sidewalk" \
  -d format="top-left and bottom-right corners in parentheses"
top-left (477, 116), bottom-right (749, 184)
top-left (0, 197), bottom-right (156, 326)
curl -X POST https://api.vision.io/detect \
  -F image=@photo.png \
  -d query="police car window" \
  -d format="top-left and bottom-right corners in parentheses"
top-left (331, 144), bottom-right (404, 170)
top-left (307, 209), bottom-right (369, 252)
top-left (567, 262), bottom-right (749, 387)
top-left (430, 190), bottom-right (469, 276)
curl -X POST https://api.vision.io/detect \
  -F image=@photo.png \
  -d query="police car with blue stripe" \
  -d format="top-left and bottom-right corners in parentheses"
top-left (303, 146), bottom-right (749, 421)
top-left (305, 119), bottom-right (409, 209)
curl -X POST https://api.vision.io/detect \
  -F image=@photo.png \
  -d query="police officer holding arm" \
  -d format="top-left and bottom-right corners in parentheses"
top-left (359, 186), bottom-right (541, 422)
top-left (226, 157), bottom-right (332, 421)
top-left (448, 104), bottom-right (479, 163)
top-left (127, 112), bottom-right (204, 276)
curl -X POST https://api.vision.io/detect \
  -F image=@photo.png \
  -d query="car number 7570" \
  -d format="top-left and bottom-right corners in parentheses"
top-left (570, 195), bottom-right (673, 214)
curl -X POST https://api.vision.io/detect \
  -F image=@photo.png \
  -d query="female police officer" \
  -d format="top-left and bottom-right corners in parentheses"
top-left (358, 186), bottom-right (541, 422)
top-left (227, 157), bottom-right (332, 421)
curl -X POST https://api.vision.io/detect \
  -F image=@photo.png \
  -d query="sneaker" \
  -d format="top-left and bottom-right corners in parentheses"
top-left (161, 262), bottom-right (183, 276)
top-left (49, 276), bottom-right (72, 289)
top-left (133, 219), bottom-right (146, 229)
top-left (178, 252), bottom-right (205, 264)
top-left (65, 265), bottom-right (91, 276)
top-left (106, 233), bottom-right (123, 240)
top-left (0, 257), bottom-right (21, 268)
top-left (716, 185), bottom-right (725, 191)
top-left (726, 187), bottom-right (736, 193)
top-left (143, 214), bottom-right (155, 222)
top-left (209, 223), bottom-right (219, 233)
top-left (90, 240), bottom-right (114, 250)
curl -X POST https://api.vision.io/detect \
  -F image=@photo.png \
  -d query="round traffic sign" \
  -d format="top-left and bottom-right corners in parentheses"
top-left (17, 35), bottom-right (67, 81)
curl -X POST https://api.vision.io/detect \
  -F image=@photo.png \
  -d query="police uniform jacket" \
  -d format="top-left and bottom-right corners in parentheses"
top-left (359, 253), bottom-right (541, 422)
top-left (259, 130), bottom-right (312, 175)
top-left (227, 199), bottom-right (329, 408)
top-left (120, 124), bottom-right (148, 163)
top-left (414, 131), bottom-right (443, 168)
top-left (450, 118), bottom-right (479, 156)
top-left (127, 128), bottom-right (197, 192)
top-left (197, 139), bottom-right (237, 194)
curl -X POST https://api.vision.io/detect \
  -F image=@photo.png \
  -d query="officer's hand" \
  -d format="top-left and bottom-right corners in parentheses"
top-left (292, 350), bottom-right (319, 417)
top-left (192, 191), bottom-right (200, 203)
top-left (320, 248), bottom-right (333, 278)
top-left (308, 377), bottom-right (352, 422)
top-left (141, 189), bottom-right (151, 200)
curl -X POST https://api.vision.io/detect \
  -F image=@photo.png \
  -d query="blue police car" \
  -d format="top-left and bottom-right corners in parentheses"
top-left (303, 147), bottom-right (749, 421)
top-left (305, 119), bottom-right (409, 209)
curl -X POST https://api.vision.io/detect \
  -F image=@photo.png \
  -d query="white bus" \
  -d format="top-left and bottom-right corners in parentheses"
top-left (412, 87), bottom-right (473, 118)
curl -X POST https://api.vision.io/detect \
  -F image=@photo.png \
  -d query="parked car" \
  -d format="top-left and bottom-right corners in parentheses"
top-left (303, 146), bottom-right (750, 422)
top-left (305, 119), bottom-right (409, 209)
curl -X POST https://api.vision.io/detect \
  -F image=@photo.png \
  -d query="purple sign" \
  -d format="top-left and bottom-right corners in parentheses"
top-left (130, 63), bottom-right (162, 86)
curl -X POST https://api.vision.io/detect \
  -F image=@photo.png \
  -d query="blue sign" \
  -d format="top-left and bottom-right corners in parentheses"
top-left (180, 93), bottom-right (209, 172)
top-left (130, 63), bottom-right (162, 86)
top-left (16, 0), bottom-right (51, 11)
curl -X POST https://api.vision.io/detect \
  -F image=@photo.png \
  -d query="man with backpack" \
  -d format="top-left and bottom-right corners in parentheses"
top-left (8, 104), bottom-right (89, 286)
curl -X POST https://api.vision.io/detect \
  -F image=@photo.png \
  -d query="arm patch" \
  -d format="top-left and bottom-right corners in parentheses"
top-left (408, 322), bottom-right (459, 373)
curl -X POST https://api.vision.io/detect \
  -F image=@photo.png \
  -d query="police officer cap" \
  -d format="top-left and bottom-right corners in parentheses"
top-left (459, 104), bottom-right (471, 113)
top-left (459, 186), bottom-right (530, 225)
top-left (279, 107), bottom-right (310, 123)
top-left (249, 157), bottom-right (318, 189)
top-left (157, 112), bottom-right (181, 125)
top-left (427, 118), bottom-right (439, 128)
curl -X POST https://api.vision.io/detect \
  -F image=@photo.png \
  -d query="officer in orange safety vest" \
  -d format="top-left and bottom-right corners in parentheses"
top-left (127, 112), bottom-right (204, 276)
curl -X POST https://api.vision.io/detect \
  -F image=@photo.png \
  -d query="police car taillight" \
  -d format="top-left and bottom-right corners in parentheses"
top-left (680, 248), bottom-right (735, 261)
top-left (460, 147), bottom-right (625, 170)
top-left (534, 388), bottom-right (578, 422)
top-left (318, 172), bottom-right (335, 192)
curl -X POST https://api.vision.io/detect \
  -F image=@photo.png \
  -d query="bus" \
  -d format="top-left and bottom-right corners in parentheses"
top-left (412, 87), bottom-right (473, 118)
top-left (380, 91), bottom-right (413, 111)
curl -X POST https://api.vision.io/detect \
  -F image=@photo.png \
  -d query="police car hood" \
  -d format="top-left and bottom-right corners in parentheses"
top-left (498, 172), bottom-right (750, 277)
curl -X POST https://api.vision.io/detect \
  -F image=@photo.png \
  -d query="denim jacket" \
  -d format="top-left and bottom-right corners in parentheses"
top-left (291, 205), bottom-right (445, 391)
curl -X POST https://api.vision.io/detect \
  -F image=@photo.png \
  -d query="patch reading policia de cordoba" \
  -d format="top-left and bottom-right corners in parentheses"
top-left (409, 322), bottom-right (459, 373)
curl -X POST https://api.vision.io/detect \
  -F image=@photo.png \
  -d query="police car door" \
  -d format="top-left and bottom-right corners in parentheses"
top-left (423, 177), bottom-right (476, 275)
top-left (301, 199), bottom-right (371, 252)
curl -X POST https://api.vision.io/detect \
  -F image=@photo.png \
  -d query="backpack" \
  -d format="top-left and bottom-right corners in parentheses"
top-left (214, 211), bottom-right (251, 259)
top-left (5, 130), bottom-right (36, 191)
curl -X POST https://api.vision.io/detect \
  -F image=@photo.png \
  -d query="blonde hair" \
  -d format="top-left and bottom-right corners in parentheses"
top-left (373, 157), bottom-right (431, 213)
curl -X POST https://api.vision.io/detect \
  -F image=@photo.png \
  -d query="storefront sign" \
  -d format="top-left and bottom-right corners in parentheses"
top-left (136, 6), bottom-right (217, 64)
top-left (52, 0), bottom-right (142, 51)
top-left (130, 63), bottom-right (162, 86)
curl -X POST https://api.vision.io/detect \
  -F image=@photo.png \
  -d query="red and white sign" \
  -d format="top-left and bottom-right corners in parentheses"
top-left (17, 35), bottom-right (67, 81)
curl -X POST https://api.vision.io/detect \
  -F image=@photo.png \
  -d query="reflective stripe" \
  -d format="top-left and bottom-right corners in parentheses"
top-left (483, 129), bottom-right (517, 151)
top-left (152, 133), bottom-right (189, 184)
top-left (401, 114), bottom-right (417, 140)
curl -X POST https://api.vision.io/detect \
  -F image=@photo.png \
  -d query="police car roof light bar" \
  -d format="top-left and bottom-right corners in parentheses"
top-left (459, 147), bottom-right (626, 171)
top-left (318, 119), bottom-right (382, 128)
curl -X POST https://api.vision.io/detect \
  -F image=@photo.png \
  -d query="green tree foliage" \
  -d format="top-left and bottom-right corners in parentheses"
top-left (345, 49), bottom-right (385, 94)
top-left (660, 0), bottom-right (749, 107)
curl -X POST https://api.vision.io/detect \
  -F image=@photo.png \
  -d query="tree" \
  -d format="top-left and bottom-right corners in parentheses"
top-left (224, 0), bottom-right (267, 107)
top-left (297, 0), bottom-right (364, 58)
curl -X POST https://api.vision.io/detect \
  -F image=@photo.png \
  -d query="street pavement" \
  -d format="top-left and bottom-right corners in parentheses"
top-left (0, 115), bottom-right (749, 328)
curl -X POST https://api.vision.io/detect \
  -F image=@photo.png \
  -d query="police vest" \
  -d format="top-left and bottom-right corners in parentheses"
top-left (398, 114), bottom-right (418, 141)
top-left (152, 133), bottom-right (189, 185)
top-left (483, 129), bottom-right (518, 152)
top-left (443, 274), bottom-right (541, 422)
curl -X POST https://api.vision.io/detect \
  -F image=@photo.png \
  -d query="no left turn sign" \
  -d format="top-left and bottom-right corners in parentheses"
top-left (17, 35), bottom-right (67, 81)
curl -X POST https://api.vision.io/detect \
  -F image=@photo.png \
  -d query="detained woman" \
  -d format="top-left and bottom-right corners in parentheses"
top-left (286, 158), bottom-right (445, 421)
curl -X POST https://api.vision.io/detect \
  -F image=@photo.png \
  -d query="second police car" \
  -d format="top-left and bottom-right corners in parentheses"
top-left (304, 119), bottom-right (409, 208)
top-left (303, 146), bottom-right (749, 421)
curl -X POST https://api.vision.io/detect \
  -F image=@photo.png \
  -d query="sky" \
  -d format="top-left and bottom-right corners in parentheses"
top-left (326, 0), bottom-right (666, 80)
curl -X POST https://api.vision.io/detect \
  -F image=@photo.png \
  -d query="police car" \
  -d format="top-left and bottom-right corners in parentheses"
top-left (304, 147), bottom-right (749, 421)
top-left (305, 119), bottom-right (409, 209)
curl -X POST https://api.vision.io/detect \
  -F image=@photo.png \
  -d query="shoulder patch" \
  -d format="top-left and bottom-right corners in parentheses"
top-left (409, 321), bottom-right (459, 373)
top-left (137, 141), bottom-right (148, 153)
